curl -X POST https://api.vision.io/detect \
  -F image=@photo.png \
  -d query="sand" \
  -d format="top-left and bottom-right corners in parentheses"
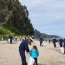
top-left (0, 40), bottom-right (65, 65)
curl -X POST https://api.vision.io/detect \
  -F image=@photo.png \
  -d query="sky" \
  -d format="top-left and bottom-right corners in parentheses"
top-left (19, 0), bottom-right (65, 37)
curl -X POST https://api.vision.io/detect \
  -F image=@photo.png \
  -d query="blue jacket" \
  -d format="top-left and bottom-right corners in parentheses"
top-left (30, 49), bottom-right (39, 58)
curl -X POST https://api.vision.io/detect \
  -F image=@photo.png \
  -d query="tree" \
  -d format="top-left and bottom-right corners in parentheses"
top-left (0, 0), bottom-right (34, 35)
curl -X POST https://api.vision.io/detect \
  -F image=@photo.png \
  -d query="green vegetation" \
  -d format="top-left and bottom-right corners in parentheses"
top-left (0, 26), bottom-right (15, 40)
top-left (0, 0), bottom-right (34, 38)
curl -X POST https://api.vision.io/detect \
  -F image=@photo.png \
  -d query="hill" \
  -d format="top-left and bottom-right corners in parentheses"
top-left (34, 29), bottom-right (60, 39)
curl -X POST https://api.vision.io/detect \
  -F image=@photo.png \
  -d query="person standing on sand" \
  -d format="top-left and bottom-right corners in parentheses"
top-left (63, 38), bottom-right (65, 54)
top-left (30, 45), bottom-right (39, 65)
top-left (9, 35), bottom-right (13, 43)
top-left (59, 38), bottom-right (63, 47)
top-left (39, 36), bottom-right (44, 46)
top-left (19, 38), bottom-right (30, 65)
top-left (52, 38), bottom-right (57, 48)
top-left (49, 40), bottom-right (51, 43)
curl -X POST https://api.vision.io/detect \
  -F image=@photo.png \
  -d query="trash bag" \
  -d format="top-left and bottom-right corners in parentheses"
top-left (7, 38), bottom-right (10, 43)
top-left (28, 56), bottom-right (35, 65)
top-left (60, 47), bottom-right (64, 53)
top-left (41, 41), bottom-right (44, 46)
top-left (41, 43), bottom-right (44, 46)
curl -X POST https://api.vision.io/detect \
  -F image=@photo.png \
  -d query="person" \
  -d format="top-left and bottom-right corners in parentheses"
top-left (9, 35), bottom-right (13, 43)
top-left (63, 38), bottom-right (65, 54)
top-left (15, 36), bottom-right (17, 43)
top-left (19, 38), bottom-right (30, 65)
top-left (59, 38), bottom-right (63, 47)
top-left (49, 40), bottom-right (51, 43)
top-left (7, 38), bottom-right (10, 43)
top-left (30, 45), bottom-right (39, 65)
top-left (31, 36), bottom-right (34, 39)
top-left (39, 36), bottom-right (44, 46)
top-left (52, 38), bottom-right (57, 48)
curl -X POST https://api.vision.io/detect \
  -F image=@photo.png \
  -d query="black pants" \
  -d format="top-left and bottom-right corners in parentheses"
top-left (59, 43), bottom-right (63, 47)
top-left (64, 48), bottom-right (65, 54)
top-left (34, 58), bottom-right (38, 65)
top-left (53, 43), bottom-right (56, 47)
top-left (19, 50), bottom-right (27, 65)
top-left (10, 39), bottom-right (12, 43)
top-left (22, 58), bottom-right (27, 65)
top-left (40, 42), bottom-right (42, 46)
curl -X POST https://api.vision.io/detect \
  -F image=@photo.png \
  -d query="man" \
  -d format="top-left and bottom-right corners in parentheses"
top-left (39, 36), bottom-right (44, 46)
top-left (19, 38), bottom-right (29, 65)
top-left (63, 38), bottom-right (65, 54)
top-left (9, 35), bottom-right (13, 43)
top-left (52, 38), bottom-right (57, 48)
top-left (59, 38), bottom-right (63, 47)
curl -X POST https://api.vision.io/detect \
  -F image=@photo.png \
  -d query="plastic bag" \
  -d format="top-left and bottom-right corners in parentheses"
top-left (8, 38), bottom-right (10, 43)
top-left (41, 43), bottom-right (44, 46)
top-left (41, 41), bottom-right (44, 46)
top-left (60, 47), bottom-right (64, 53)
top-left (28, 56), bottom-right (35, 65)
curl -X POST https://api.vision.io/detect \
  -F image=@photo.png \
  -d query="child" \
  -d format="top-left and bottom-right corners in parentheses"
top-left (30, 45), bottom-right (39, 65)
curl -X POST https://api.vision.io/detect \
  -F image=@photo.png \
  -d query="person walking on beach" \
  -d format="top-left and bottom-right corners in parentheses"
top-left (52, 38), bottom-right (57, 48)
top-left (59, 38), bottom-right (63, 47)
top-left (39, 36), bottom-right (44, 46)
top-left (63, 38), bottom-right (65, 54)
top-left (30, 45), bottom-right (39, 65)
top-left (19, 38), bottom-right (29, 65)
top-left (9, 35), bottom-right (13, 43)
top-left (49, 40), bottom-right (51, 43)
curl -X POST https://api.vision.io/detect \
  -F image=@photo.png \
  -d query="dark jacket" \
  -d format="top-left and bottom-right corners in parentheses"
top-left (52, 38), bottom-right (57, 43)
top-left (59, 38), bottom-right (63, 47)
top-left (19, 38), bottom-right (29, 65)
top-left (63, 39), bottom-right (65, 48)
top-left (19, 39), bottom-right (29, 52)
top-left (40, 37), bottom-right (44, 43)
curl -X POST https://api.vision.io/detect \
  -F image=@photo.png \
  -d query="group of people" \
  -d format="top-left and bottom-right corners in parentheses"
top-left (19, 37), bottom-right (39, 65)
top-left (19, 36), bottom-right (65, 65)
top-left (52, 38), bottom-right (65, 54)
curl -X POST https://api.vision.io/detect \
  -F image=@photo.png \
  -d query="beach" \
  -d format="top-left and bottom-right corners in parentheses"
top-left (0, 40), bottom-right (65, 65)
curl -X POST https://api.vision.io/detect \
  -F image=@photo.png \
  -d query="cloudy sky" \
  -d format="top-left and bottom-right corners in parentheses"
top-left (19, 0), bottom-right (65, 37)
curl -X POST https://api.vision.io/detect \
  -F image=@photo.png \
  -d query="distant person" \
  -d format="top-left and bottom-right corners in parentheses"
top-left (39, 36), bottom-right (44, 46)
top-left (30, 45), bottom-right (39, 65)
top-left (52, 38), bottom-right (57, 48)
top-left (19, 38), bottom-right (29, 65)
top-left (31, 36), bottom-right (34, 39)
top-left (49, 40), bottom-right (51, 43)
top-left (15, 36), bottom-right (17, 43)
top-left (9, 35), bottom-right (13, 43)
top-left (7, 38), bottom-right (10, 43)
top-left (63, 38), bottom-right (65, 54)
top-left (59, 38), bottom-right (63, 47)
